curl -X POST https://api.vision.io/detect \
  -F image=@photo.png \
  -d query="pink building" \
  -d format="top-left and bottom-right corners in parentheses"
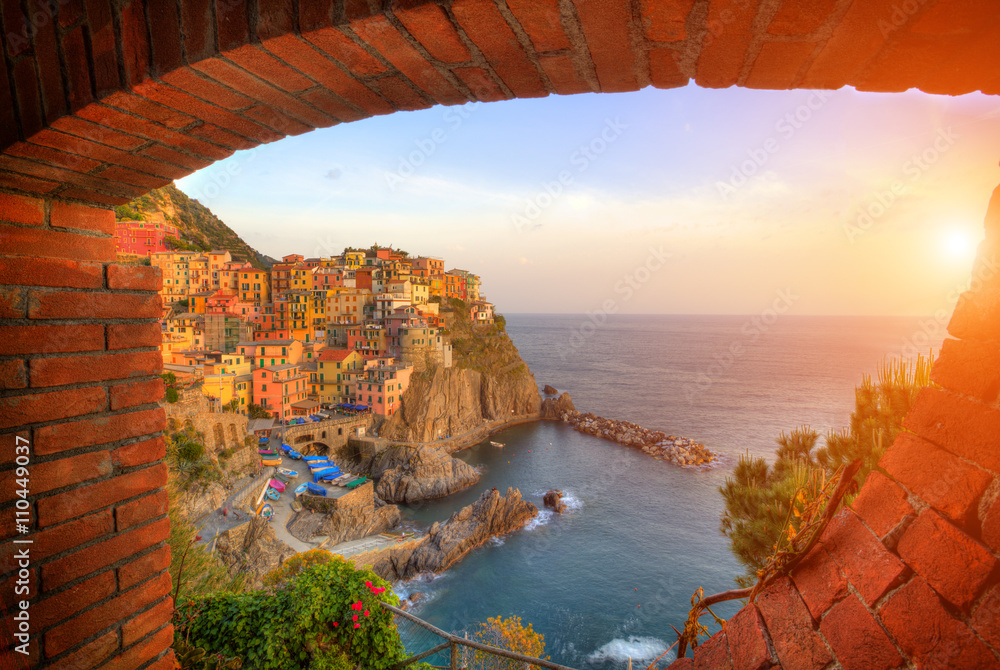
top-left (113, 216), bottom-right (178, 256)
top-left (253, 363), bottom-right (309, 420)
top-left (355, 362), bottom-right (413, 416)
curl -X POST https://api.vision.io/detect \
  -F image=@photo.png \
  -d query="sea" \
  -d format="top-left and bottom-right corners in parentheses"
top-left (392, 314), bottom-right (946, 669)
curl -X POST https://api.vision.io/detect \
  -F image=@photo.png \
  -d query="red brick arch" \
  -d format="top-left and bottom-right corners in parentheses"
top-left (1, 0), bottom-right (999, 668)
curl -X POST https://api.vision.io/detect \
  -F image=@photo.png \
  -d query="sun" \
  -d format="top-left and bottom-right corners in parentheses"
top-left (943, 229), bottom-right (978, 261)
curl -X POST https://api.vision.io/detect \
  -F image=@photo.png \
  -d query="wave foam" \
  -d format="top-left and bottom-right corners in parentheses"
top-left (587, 636), bottom-right (674, 665)
top-left (524, 509), bottom-right (553, 530)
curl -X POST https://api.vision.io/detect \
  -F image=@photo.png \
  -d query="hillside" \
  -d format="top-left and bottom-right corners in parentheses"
top-left (115, 183), bottom-right (272, 268)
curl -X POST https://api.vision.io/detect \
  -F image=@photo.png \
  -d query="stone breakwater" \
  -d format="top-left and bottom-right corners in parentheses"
top-left (559, 411), bottom-right (717, 467)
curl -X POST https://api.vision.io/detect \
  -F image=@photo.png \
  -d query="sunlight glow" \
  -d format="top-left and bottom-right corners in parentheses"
top-left (943, 228), bottom-right (978, 261)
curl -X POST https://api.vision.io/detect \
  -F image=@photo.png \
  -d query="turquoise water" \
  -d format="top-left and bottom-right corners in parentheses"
top-left (392, 315), bottom-right (945, 668)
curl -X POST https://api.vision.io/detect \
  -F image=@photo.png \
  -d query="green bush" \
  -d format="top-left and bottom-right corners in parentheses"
top-left (166, 387), bottom-right (180, 403)
top-left (175, 559), bottom-right (420, 670)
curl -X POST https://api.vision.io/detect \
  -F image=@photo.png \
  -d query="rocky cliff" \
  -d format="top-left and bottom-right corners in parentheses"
top-left (288, 481), bottom-right (401, 545)
top-left (214, 517), bottom-right (297, 589)
top-left (353, 487), bottom-right (538, 582)
top-left (381, 305), bottom-right (541, 443)
top-left (374, 445), bottom-right (481, 503)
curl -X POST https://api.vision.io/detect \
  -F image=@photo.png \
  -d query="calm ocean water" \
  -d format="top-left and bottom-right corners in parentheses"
top-left (393, 314), bottom-right (946, 668)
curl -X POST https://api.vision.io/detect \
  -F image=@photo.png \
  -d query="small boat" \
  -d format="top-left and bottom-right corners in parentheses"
top-left (303, 455), bottom-right (326, 462)
top-left (306, 482), bottom-right (327, 496)
top-left (317, 470), bottom-right (343, 483)
top-left (313, 468), bottom-right (340, 482)
top-left (491, 441), bottom-right (504, 448)
top-left (258, 449), bottom-right (277, 455)
top-left (307, 461), bottom-right (332, 470)
top-left (294, 483), bottom-right (309, 496)
top-left (269, 479), bottom-right (286, 492)
top-left (338, 475), bottom-right (361, 487)
top-left (261, 457), bottom-right (282, 466)
top-left (265, 488), bottom-right (280, 501)
top-left (287, 449), bottom-right (303, 460)
top-left (346, 476), bottom-right (368, 490)
top-left (260, 503), bottom-right (273, 520)
top-left (278, 468), bottom-right (298, 478)
top-left (279, 443), bottom-right (291, 453)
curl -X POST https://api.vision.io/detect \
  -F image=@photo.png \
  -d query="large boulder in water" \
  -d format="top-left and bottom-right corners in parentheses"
top-left (541, 392), bottom-right (575, 419)
top-left (543, 384), bottom-right (559, 395)
top-left (543, 489), bottom-right (567, 514)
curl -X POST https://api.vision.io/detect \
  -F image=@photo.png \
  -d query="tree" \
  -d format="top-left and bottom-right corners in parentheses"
top-left (246, 403), bottom-right (272, 420)
top-left (466, 616), bottom-right (548, 670)
top-left (719, 355), bottom-right (933, 587)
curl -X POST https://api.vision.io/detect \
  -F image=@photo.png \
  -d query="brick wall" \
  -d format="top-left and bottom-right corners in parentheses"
top-left (0, 193), bottom-right (174, 669)
top-left (1, 0), bottom-right (999, 208)
top-left (669, 184), bottom-right (1000, 669)
top-left (1, 0), bottom-right (999, 668)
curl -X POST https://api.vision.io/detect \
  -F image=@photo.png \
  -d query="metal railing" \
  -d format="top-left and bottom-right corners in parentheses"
top-left (382, 603), bottom-right (578, 670)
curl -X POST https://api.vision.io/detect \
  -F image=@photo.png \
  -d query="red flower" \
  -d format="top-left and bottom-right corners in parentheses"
top-left (365, 580), bottom-right (373, 588)
top-left (353, 614), bottom-right (358, 622)
top-left (364, 610), bottom-right (370, 617)
top-left (333, 622), bottom-right (339, 627)
top-left (354, 623), bottom-right (361, 628)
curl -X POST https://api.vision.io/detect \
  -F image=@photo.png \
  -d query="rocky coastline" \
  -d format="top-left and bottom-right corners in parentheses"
top-left (560, 410), bottom-right (717, 467)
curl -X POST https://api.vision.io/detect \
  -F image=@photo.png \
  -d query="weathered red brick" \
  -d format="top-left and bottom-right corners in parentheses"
top-left (820, 594), bottom-right (904, 670)
top-left (850, 470), bottom-right (914, 539)
top-left (880, 431), bottom-right (992, 527)
top-left (801, 0), bottom-right (895, 90)
top-left (0, 450), bottom-right (110, 503)
top-left (37, 126), bottom-right (191, 182)
top-left (111, 436), bottom-right (167, 468)
top-left (264, 34), bottom-right (394, 117)
top-left (35, 570), bottom-right (116, 630)
top-left (692, 629), bottom-right (732, 670)
top-left (0, 192), bottom-right (44, 224)
top-left (0, 385), bottom-right (106, 430)
top-left (191, 57), bottom-right (334, 128)
top-left (216, 0), bottom-right (250, 50)
top-left (970, 582), bottom-right (1000, 652)
top-left (48, 115), bottom-right (146, 151)
top-left (30, 351), bottom-right (162, 387)
top-left (32, 4), bottom-right (68, 124)
top-left (80, 96), bottom-right (212, 145)
top-left (243, 104), bottom-right (313, 136)
top-left (56, 188), bottom-right (133, 206)
top-left (95, 165), bottom-right (173, 190)
top-left (931, 337), bottom-right (1000, 403)
top-left (179, 0), bottom-right (214, 62)
top-left (767, 0), bottom-right (840, 36)
top-left (120, 0), bottom-right (151, 86)
top-left (0, 171), bottom-right (61, 194)
top-left (31, 510), bottom-right (114, 565)
top-left (822, 509), bottom-right (908, 606)
top-left (50, 200), bottom-right (114, 234)
top-left (0, 324), bottom-right (105, 354)
top-left (88, 21), bottom-right (120, 97)
top-left (538, 53), bottom-right (591, 95)
top-left (118, 544), bottom-right (171, 590)
top-left (374, 75), bottom-right (430, 111)
top-left (6, 140), bottom-right (103, 173)
top-left (649, 48), bottom-right (688, 89)
top-left (0, 360), bottom-right (26, 390)
top-left (29, 290), bottom-right (161, 319)
top-left (394, 0), bottom-right (472, 61)
top-left (569, 0), bottom-right (639, 92)
top-left (640, 0), bottom-right (693, 41)
top-left (0, 258), bottom-right (104, 288)
top-left (107, 322), bottom-right (163, 349)
top-left (983, 493), bottom-right (1000, 554)
top-left (56, 630), bottom-right (119, 669)
top-left (44, 570), bottom-right (171, 657)
top-left (299, 88), bottom-right (367, 123)
top-left (107, 265), bottom-right (163, 291)
top-left (41, 516), bottom-right (171, 592)
top-left (948, 288), bottom-right (1000, 341)
top-left (724, 604), bottom-right (773, 670)
top-left (695, 0), bottom-right (757, 88)
top-left (755, 577), bottom-right (833, 669)
top-left (745, 41), bottom-right (816, 89)
top-left (3, 226), bottom-right (116, 262)
top-left (116, 489), bottom-right (169, 531)
top-left (0, 286), bottom-right (27, 317)
top-left (139, 143), bottom-right (213, 172)
top-left (34, 408), bottom-right (165, 456)
top-left (452, 0), bottom-right (548, 97)
top-left (122, 596), bottom-right (174, 647)
top-left (132, 79), bottom-right (282, 145)
top-left (255, 0), bottom-right (293, 39)
top-left (146, 0), bottom-right (184, 74)
top-left (12, 58), bottom-right (44, 138)
top-left (110, 377), bottom-right (166, 410)
top-left (0, 152), bottom-right (146, 200)
top-left (107, 621), bottom-right (173, 670)
top-left (302, 26), bottom-right (389, 75)
top-left (452, 67), bottom-right (506, 102)
top-left (897, 509), bottom-right (997, 612)
top-left (0, 568), bottom-right (36, 610)
top-left (225, 43), bottom-right (315, 92)
top-left (879, 576), bottom-right (999, 669)
top-left (904, 387), bottom-right (1000, 474)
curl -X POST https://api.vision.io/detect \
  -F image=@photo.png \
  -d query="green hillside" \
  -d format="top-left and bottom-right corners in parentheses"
top-left (115, 183), bottom-right (272, 269)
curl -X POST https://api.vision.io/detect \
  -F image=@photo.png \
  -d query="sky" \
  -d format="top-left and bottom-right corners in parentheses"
top-left (175, 84), bottom-right (1000, 316)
